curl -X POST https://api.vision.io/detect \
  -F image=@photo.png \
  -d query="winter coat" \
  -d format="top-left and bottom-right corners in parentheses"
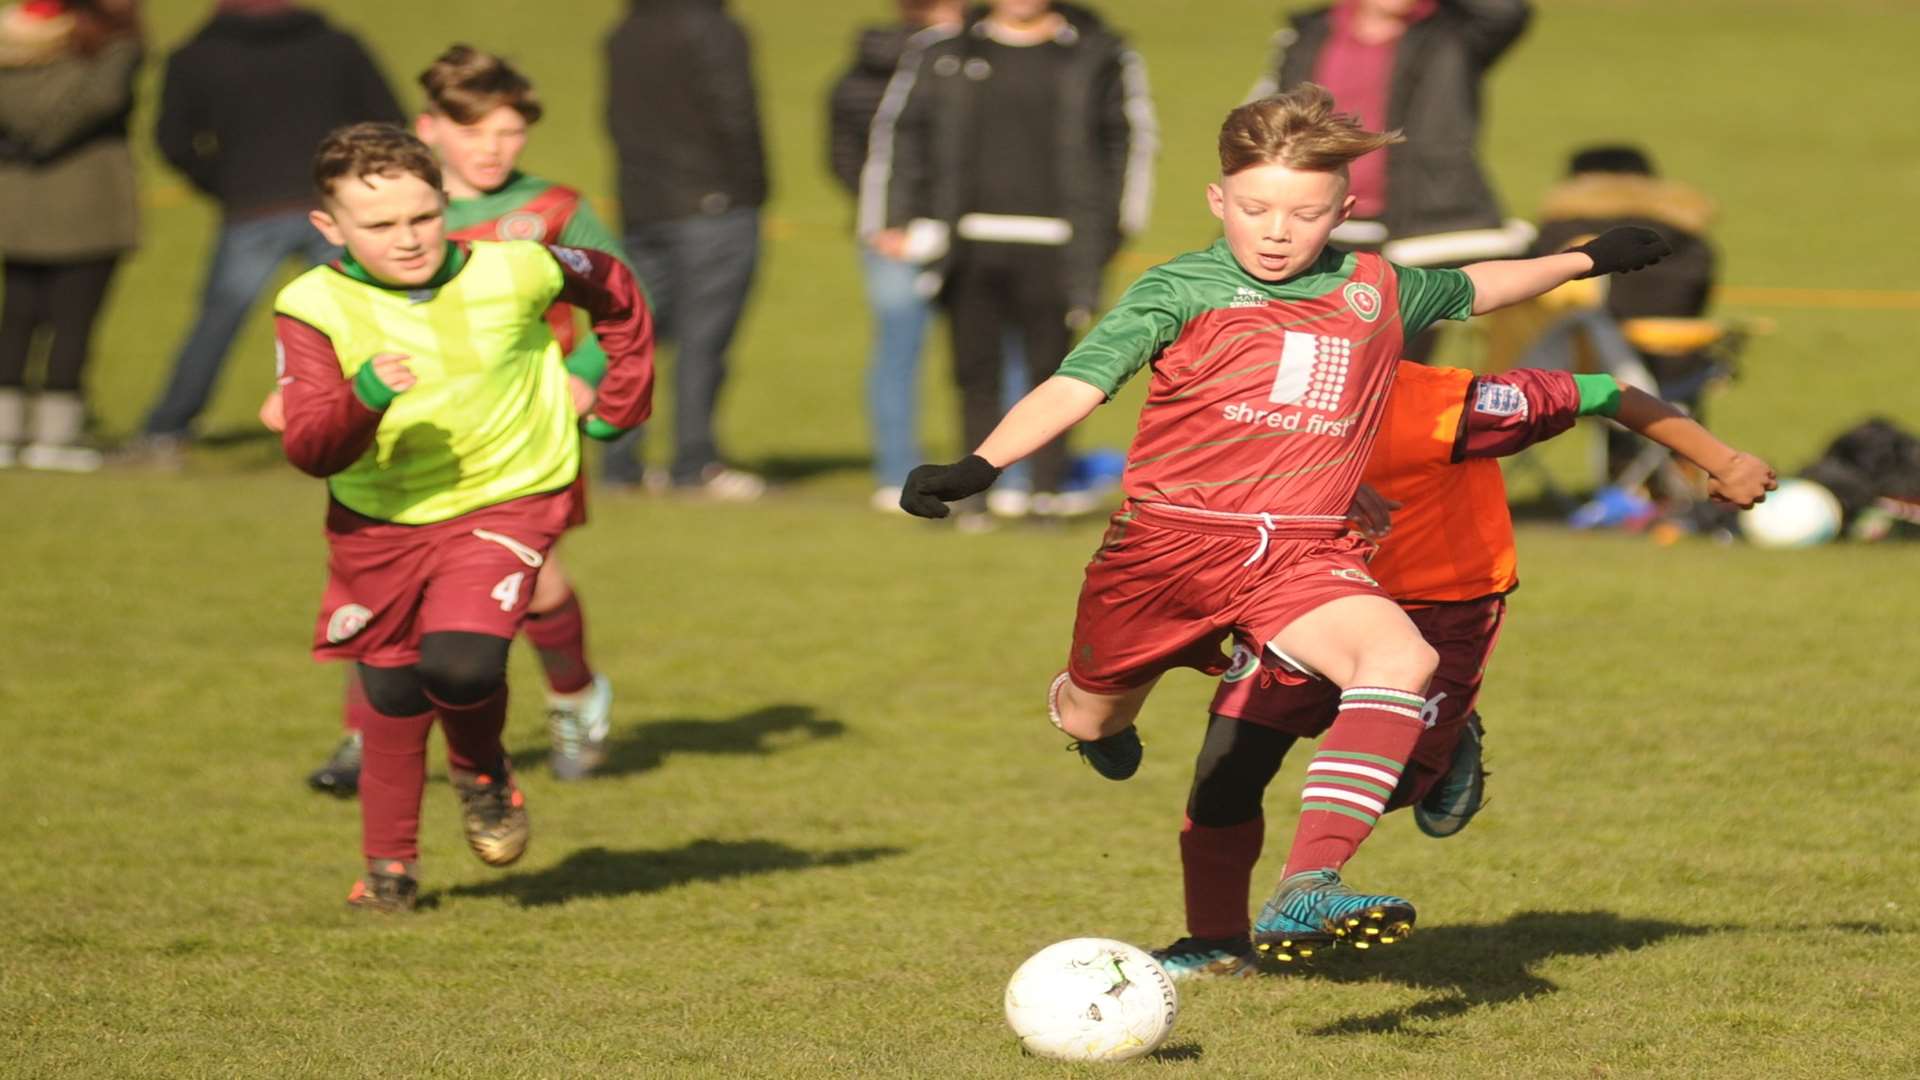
top-left (155, 9), bottom-right (403, 217)
top-left (860, 4), bottom-right (1156, 313)
top-left (0, 32), bottom-right (140, 260)
top-left (826, 24), bottom-right (914, 196)
top-left (605, 0), bottom-right (769, 228)
top-left (1263, 0), bottom-right (1530, 245)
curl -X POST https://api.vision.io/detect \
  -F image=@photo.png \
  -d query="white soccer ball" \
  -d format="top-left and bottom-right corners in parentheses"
top-left (1004, 938), bottom-right (1178, 1063)
top-left (1739, 477), bottom-right (1843, 549)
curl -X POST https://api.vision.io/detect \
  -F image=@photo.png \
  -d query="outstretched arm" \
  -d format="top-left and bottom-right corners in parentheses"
top-left (899, 377), bottom-right (1106, 518)
top-left (1464, 227), bottom-right (1671, 314)
top-left (1614, 386), bottom-right (1775, 506)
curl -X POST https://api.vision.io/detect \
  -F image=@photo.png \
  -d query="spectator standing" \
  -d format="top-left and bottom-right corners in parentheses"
top-left (0, 0), bottom-right (141, 472)
top-left (123, 0), bottom-right (402, 466)
top-left (829, 0), bottom-right (964, 512)
top-left (603, 0), bottom-right (768, 500)
top-left (864, 0), bottom-right (1155, 523)
top-left (1255, 0), bottom-right (1532, 359)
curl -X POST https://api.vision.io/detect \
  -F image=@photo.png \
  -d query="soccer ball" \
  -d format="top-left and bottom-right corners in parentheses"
top-left (1739, 477), bottom-right (1843, 549)
top-left (1003, 938), bottom-right (1178, 1063)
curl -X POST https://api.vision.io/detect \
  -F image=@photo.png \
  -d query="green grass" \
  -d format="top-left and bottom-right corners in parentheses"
top-left (5, 1), bottom-right (1920, 1076)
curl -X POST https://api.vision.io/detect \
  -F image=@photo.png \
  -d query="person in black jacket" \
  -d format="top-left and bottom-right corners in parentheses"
top-left (827, 0), bottom-right (963, 511)
top-left (602, 0), bottom-right (768, 499)
top-left (862, 0), bottom-right (1155, 520)
top-left (120, 0), bottom-right (400, 465)
top-left (1255, 0), bottom-right (1531, 358)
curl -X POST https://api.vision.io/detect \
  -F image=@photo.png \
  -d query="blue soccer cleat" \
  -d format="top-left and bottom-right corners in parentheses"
top-left (1415, 711), bottom-right (1487, 838)
top-left (1252, 869), bottom-right (1415, 962)
top-left (1150, 935), bottom-right (1259, 980)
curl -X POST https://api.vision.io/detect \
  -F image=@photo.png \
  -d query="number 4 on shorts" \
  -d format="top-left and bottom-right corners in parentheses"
top-left (491, 571), bottom-right (526, 612)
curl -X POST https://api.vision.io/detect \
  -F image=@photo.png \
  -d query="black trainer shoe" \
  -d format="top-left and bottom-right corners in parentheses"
top-left (452, 767), bottom-right (529, 867)
top-left (346, 860), bottom-right (418, 913)
top-left (307, 733), bottom-right (363, 798)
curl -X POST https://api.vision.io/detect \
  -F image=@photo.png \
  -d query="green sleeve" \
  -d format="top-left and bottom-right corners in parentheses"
top-left (1053, 272), bottom-right (1187, 399)
top-left (1573, 372), bottom-right (1623, 417)
top-left (557, 199), bottom-right (634, 270)
top-left (564, 333), bottom-right (609, 388)
top-left (1391, 264), bottom-right (1477, 338)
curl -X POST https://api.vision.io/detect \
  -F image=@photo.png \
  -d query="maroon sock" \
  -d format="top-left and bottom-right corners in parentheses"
top-left (1181, 816), bottom-right (1265, 939)
top-left (359, 709), bottom-right (434, 862)
top-left (1282, 687), bottom-right (1427, 878)
top-left (522, 593), bottom-right (594, 695)
top-left (431, 685), bottom-right (510, 777)
top-left (343, 668), bottom-right (376, 734)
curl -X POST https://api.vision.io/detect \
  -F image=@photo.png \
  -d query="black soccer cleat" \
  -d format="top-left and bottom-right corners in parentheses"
top-left (307, 733), bottom-right (363, 798)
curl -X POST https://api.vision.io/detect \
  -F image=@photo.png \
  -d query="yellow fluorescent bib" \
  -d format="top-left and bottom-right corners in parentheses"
top-left (276, 241), bottom-right (579, 524)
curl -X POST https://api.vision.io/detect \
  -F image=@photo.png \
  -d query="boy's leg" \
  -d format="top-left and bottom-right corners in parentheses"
top-left (1008, 246), bottom-right (1071, 497)
top-left (522, 551), bottom-right (613, 781)
top-left (860, 248), bottom-right (932, 495)
top-left (416, 630), bottom-right (528, 868)
top-left (350, 663), bottom-right (435, 911)
top-left (307, 666), bottom-right (375, 797)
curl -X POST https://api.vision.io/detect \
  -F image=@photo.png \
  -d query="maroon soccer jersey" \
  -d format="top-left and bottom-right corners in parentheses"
top-left (1056, 241), bottom-right (1474, 519)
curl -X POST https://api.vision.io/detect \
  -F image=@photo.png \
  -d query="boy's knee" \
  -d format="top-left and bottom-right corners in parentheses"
top-left (416, 632), bottom-right (510, 706)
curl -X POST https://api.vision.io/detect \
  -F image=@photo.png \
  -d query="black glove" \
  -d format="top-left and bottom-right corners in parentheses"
top-left (1572, 226), bottom-right (1673, 278)
top-left (899, 454), bottom-right (1002, 518)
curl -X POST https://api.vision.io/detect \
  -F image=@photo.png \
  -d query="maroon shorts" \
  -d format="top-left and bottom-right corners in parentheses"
top-left (1066, 505), bottom-right (1388, 696)
top-left (1208, 594), bottom-right (1508, 805)
top-left (312, 491), bottom-right (574, 667)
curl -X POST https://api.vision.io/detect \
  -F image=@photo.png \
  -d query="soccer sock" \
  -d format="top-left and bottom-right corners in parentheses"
top-left (522, 593), bottom-right (594, 696)
top-left (1181, 816), bottom-right (1265, 939)
top-left (343, 668), bottom-right (375, 735)
top-left (358, 708), bottom-right (434, 862)
top-left (1281, 687), bottom-right (1426, 878)
top-left (432, 684), bottom-right (511, 777)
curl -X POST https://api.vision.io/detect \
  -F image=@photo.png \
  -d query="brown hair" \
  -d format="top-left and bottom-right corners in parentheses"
top-left (419, 44), bottom-right (543, 125)
top-left (312, 123), bottom-right (444, 200)
top-left (1217, 83), bottom-right (1403, 177)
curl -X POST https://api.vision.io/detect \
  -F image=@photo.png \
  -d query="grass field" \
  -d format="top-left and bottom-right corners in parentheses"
top-left (6, 1), bottom-right (1920, 1076)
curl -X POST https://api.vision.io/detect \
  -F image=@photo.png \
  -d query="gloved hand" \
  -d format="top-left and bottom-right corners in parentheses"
top-left (899, 454), bottom-right (1002, 518)
top-left (1572, 227), bottom-right (1673, 278)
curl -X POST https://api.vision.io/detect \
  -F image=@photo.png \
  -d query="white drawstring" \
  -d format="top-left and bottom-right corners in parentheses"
top-left (1242, 513), bottom-right (1278, 567)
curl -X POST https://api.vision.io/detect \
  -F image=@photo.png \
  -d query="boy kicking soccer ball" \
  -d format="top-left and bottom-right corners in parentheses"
top-left (1152, 361), bottom-right (1775, 978)
top-left (901, 85), bottom-right (1673, 945)
top-left (275, 123), bottom-right (654, 911)
top-left (281, 46), bottom-right (634, 792)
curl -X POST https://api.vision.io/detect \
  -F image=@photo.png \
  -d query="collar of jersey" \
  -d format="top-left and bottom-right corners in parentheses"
top-left (1210, 239), bottom-right (1356, 298)
top-left (337, 242), bottom-right (469, 292)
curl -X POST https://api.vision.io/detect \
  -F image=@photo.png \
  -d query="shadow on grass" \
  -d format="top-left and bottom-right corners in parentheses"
top-left (512, 702), bottom-right (845, 778)
top-left (1301, 909), bottom-right (1717, 1036)
top-left (749, 451), bottom-right (872, 483)
top-left (441, 839), bottom-right (903, 908)
top-left (1147, 1042), bottom-right (1204, 1063)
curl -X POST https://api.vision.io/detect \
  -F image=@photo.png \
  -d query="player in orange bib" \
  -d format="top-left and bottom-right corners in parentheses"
top-left (1149, 361), bottom-right (1775, 977)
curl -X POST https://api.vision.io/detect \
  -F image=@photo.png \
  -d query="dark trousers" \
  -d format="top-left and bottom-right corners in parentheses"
top-left (143, 210), bottom-right (340, 437)
top-left (945, 242), bottom-right (1070, 493)
top-left (603, 207), bottom-right (761, 486)
top-left (0, 256), bottom-right (121, 392)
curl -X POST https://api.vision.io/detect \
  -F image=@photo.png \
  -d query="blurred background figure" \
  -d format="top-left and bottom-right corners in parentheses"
top-left (121, 0), bottom-right (402, 468)
top-left (0, 0), bottom-right (142, 472)
top-left (1254, 0), bottom-right (1533, 360)
top-left (864, 0), bottom-right (1155, 528)
top-left (603, 0), bottom-right (768, 500)
top-left (830, 0), bottom-right (963, 513)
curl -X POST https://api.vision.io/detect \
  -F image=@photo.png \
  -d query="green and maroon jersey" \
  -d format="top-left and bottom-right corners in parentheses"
top-left (1056, 240), bottom-right (1474, 520)
top-left (445, 172), bottom-right (631, 384)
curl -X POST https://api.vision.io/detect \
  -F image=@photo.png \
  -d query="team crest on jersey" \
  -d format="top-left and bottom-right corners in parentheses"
top-left (1474, 381), bottom-right (1529, 418)
top-left (1229, 286), bottom-right (1267, 309)
top-left (548, 245), bottom-right (592, 276)
top-left (1342, 281), bottom-right (1383, 322)
top-left (497, 210), bottom-right (548, 242)
top-left (1222, 642), bottom-right (1261, 683)
top-left (326, 603), bottom-right (372, 644)
top-left (1268, 331), bottom-right (1352, 411)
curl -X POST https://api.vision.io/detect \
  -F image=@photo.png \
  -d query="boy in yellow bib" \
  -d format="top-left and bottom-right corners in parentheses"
top-left (274, 124), bottom-right (655, 911)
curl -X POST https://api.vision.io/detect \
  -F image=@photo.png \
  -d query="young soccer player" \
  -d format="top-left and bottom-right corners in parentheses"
top-left (286, 46), bottom-right (633, 793)
top-left (1153, 361), bottom-right (1776, 977)
top-left (275, 122), bottom-right (653, 911)
top-left (900, 85), bottom-right (1672, 942)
